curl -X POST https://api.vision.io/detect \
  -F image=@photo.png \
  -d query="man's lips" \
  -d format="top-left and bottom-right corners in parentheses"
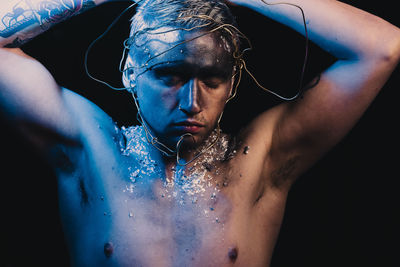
top-left (172, 120), bottom-right (205, 133)
top-left (174, 120), bottom-right (205, 127)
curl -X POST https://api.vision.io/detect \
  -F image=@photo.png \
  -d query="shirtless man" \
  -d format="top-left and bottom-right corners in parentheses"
top-left (1, 0), bottom-right (399, 266)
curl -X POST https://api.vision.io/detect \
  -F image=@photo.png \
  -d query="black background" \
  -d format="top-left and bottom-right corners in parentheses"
top-left (2, 1), bottom-right (399, 266)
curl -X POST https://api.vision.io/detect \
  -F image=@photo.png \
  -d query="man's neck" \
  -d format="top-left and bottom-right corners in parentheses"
top-left (121, 125), bottom-right (221, 166)
top-left (121, 125), bottom-right (234, 197)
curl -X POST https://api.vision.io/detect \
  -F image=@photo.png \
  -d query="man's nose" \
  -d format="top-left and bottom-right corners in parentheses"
top-left (178, 79), bottom-right (202, 115)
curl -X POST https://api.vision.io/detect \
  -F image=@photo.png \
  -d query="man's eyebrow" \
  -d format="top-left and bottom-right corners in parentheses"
top-left (150, 61), bottom-right (232, 78)
top-left (198, 66), bottom-right (233, 79)
top-left (148, 61), bottom-right (186, 72)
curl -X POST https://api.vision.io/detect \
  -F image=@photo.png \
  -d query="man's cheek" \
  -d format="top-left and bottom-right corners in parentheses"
top-left (161, 90), bottom-right (178, 109)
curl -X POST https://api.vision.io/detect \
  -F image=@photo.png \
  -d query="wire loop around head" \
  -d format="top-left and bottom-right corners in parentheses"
top-left (84, 2), bottom-right (140, 91)
top-left (84, 1), bottom-right (310, 102)
top-left (84, 0), bottom-right (312, 165)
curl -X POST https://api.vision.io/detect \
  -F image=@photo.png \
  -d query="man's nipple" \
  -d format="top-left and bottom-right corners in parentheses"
top-left (228, 246), bottom-right (238, 262)
top-left (104, 242), bottom-right (114, 258)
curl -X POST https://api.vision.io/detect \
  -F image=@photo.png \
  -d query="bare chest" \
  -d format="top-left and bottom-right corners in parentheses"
top-left (60, 162), bottom-right (246, 267)
top-left (119, 179), bottom-right (236, 265)
top-left (56, 128), bottom-right (280, 266)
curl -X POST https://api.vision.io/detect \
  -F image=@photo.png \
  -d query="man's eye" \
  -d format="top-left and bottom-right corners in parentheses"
top-left (201, 78), bottom-right (223, 89)
top-left (159, 75), bottom-right (183, 86)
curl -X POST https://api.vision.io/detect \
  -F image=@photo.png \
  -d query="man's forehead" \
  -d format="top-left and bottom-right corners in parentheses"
top-left (142, 26), bottom-right (183, 44)
top-left (133, 26), bottom-right (234, 70)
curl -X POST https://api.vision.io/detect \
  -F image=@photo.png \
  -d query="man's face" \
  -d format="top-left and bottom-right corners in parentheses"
top-left (129, 28), bottom-right (235, 148)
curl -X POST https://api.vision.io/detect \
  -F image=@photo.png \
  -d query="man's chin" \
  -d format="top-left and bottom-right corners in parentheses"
top-left (164, 131), bottom-right (208, 150)
top-left (155, 126), bottom-right (216, 151)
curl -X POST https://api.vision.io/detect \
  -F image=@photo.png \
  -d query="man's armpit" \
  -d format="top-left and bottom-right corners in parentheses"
top-left (270, 155), bottom-right (300, 188)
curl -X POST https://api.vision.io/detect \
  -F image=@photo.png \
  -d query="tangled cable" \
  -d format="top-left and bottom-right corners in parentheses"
top-left (84, 0), bottom-right (310, 165)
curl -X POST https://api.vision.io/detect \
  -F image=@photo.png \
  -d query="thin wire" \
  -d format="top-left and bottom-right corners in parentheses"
top-left (131, 91), bottom-right (223, 166)
top-left (85, 1), bottom-right (310, 100)
top-left (176, 111), bottom-right (224, 166)
top-left (131, 92), bottom-right (177, 156)
top-left (84, 1), bottom-right (142, 90)
top-left (123, 17), bottom-right (252, 79)
top-left (253, 1), bottom-right (309, 101)
top-left (124, 2), bottom-right (310, 101)
top-left (84, 1), bottom-right (311, 165)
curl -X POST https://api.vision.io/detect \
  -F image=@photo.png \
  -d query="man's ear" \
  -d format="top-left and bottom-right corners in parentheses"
top-left (122, 55), bottom-right (135, 90)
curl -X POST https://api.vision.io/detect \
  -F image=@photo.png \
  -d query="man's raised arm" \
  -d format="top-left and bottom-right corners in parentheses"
top-left (230, 0), bottom-right (400, 187)
top-left (0, 0), bottom-right (110, 149)
top-left (0, 0), bottom-right (108, 47)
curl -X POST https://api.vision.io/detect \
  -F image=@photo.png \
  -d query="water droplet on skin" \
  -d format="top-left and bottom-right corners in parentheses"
top-left (119, 126), bottom-right (235, 218)
top-left (100, 196), bottom-right (104, 201)
top-left (243, 146), bottom-right (250, 154)
top-left (125, 184), bottom-right (134, 193)
top-left (129, 212), bottom-right (134, 218)
top-left (215, 217), bottom-right (220, 223)
top-left (180, 49), bottom-right (183, 53)
top-left (130, 169), bottom-right (140, 181)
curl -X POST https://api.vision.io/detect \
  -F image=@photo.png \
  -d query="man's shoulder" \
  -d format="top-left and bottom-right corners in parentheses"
top-left (49, 88), bottom-right (123, 173)
top-left (61, 88), bottom-right (118, 138)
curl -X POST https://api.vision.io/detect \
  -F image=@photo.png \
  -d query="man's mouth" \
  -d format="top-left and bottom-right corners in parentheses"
top-left (172, 119), bottom-right (205, 134)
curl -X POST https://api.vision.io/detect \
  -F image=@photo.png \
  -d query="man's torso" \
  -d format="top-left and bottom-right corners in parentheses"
top-left (52, 92), bottom-right (288, 267)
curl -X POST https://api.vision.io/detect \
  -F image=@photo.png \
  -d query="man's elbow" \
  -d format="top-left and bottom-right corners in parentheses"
top-left (377, 27), bottom-right (400, 65)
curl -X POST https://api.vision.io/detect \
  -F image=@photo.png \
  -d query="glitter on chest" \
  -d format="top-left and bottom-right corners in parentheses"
top-left (121, 126), bottom-right (161, 177)
top-left (120, 126), bottom-right (234, 207)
